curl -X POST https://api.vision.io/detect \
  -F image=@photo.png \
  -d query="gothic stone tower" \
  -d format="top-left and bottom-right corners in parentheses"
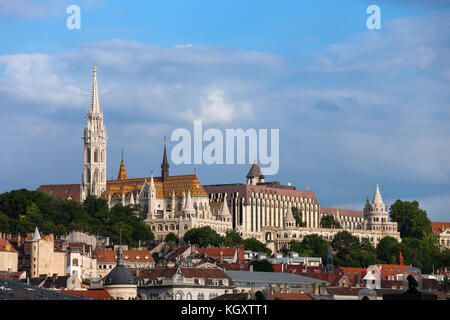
top-left (81, 66), bottom-right (107, 201)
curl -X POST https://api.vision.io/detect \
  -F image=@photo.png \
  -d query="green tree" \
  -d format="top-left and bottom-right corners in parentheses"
top-left (331, 231), bottom-right (363, 267)
top-left (183, 226), bottom-right (224, 247)
top-left (377, 236), bottom-right (400, 264)
top-left (242, 238), bottom-right (272, 256)
top-left (320, 215), bottom-right (341, 229)
top-left (291, 207), bottom-right (307, 227)
top-left (250, 259), bottom-right (274, 272)
top-left (389, 200), bottom-right (431, 239)
top-left (301, 234), bottom-right (328, 260)
top-left (166, 232), bottom-right (178, 244)
top-left (224, 230), bottom-right (243, 246)
top-left (0, 211), bottom-right (10, 233)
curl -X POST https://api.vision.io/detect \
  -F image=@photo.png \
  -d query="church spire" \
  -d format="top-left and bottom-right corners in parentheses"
top-left (117, 150), bottom-right (128, 180)
top-left (90, 65), bottom-right (100, 114)
top-left (161, 136), bottom-right (169, 182)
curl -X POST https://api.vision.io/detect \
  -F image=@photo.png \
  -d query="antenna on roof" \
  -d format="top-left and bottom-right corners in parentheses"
top-left (121, 149), bottom-right (124, 162)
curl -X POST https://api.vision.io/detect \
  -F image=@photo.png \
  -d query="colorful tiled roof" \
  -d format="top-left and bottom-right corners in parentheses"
top-left (104, 174), bottom-right (208, 200)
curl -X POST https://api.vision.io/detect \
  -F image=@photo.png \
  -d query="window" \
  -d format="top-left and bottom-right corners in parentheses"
top-left (73, 258), bottom-right (79, 266)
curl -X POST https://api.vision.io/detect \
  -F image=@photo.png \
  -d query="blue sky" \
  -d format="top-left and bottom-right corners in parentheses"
top-left (0, 0), bottom-right (449, 221)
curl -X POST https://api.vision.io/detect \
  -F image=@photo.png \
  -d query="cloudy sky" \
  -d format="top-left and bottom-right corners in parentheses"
top-left (0, 0), bottom-right (449, 221)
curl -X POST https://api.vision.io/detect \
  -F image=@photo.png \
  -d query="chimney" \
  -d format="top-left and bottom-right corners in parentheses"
top-left (250, 265), bottom-right (254, 272)
top-left (219, 248), bottom-right (223, 264)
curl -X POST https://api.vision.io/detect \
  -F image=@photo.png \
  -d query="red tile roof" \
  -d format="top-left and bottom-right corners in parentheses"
top-left (95, 248), bottom-right (155, 264)
top-left (431, 222), bottom-right (450, 235)
top-left (320, 207), bottom-right (364, 218)
top-left (0, 239), bottom-right (18, 253)
top-left (195, 247), bottom-right (237, 258)
top-left (376, 264), bottom-right (412, 278)
top-left (59, 289), bottom-right (112, 300)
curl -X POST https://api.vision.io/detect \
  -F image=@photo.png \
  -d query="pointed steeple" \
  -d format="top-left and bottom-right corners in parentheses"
top-left (117, 150), bottom-right (128, 180)
top-left (219, 194), bottom-right (232, 218)
top-left (90, 65), bottom-right (100, 114)
top-left (130, 192), bottom-right (135, 205)
top-left (399, 250), bottom-right (404, 265)
top-left (161, 136), bottom-right (170, 182)
top-left (284, 206), bottom-right (296, 229)
top-left (32, 226), bottom-right (41, 242)
top-left (372, 184), bottom-right (384, 205)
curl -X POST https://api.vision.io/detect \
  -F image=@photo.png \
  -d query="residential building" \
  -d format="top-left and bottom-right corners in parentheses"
top-left (135, 266), bottom-right (234, 300)
top-left (95, 247), bottom-right (155, 278)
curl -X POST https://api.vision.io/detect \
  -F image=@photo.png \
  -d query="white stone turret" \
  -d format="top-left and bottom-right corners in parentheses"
top-left (284, 206), bottom-right (297, 229)
top-left (219, 194), bottom-right (232, 222)
top-left (183, 190), bottom-right (196, 219)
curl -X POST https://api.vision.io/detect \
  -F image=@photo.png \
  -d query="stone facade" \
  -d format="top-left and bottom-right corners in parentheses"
top-left (81, 65), bottom-right (107, 200)
top-left (0, 238), bottom-right (18, 272)
top-left (205, 165), bottom-right (400, 249)
top-left (24, 228), bottom-right (66, 278)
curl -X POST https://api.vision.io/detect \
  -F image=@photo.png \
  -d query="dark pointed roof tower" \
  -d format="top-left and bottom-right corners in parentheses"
top-left (246, 161), bottom-right (263, 179)
top-left (161, 136), bottom-right (170, 182)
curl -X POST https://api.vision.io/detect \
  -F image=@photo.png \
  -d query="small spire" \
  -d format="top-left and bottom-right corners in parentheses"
top-left (117, 151), bottom-right (128, 180)
top-left (32, 226), bottom-right (41, 242)
top-left (161, 137), bottom-right (170, 182)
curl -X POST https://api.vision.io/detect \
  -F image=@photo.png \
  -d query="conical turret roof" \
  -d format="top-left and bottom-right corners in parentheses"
top-left (32, 226), bottom-right (41, 241)
top-left (372, 184), bottom-right (384, 205)
top-left (246, 161), bottom-right (263, 178)
top-left (219, 194), bottom-right (232, 217)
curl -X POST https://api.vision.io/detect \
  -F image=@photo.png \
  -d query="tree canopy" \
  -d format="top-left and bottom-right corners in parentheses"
top-left (389, 200), bottom-right (431, 239)
top-left (0, 189), bottom-right (154, 247)
top-left (320, 215), bottom-right (341, 229)
top-left (250, 259), bottom-right (274, 272)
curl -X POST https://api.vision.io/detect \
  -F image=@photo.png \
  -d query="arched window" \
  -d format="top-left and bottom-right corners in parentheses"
top-left (94, 169), bottom-right (99, 183)
top-left (94, 149), bottom-right (99, 163)
top-left (85, 148), bottom-right (91, 163)
top-left (101, 169), bottom-right (105, 183)
top-left (73, 258), bottom-right (79, 266)
top-left (86, 168), bottom-right (91, 183)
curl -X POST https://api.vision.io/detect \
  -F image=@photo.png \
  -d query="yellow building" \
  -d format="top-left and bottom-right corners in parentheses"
top-left (24, 227), bottom-right (66, 278)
